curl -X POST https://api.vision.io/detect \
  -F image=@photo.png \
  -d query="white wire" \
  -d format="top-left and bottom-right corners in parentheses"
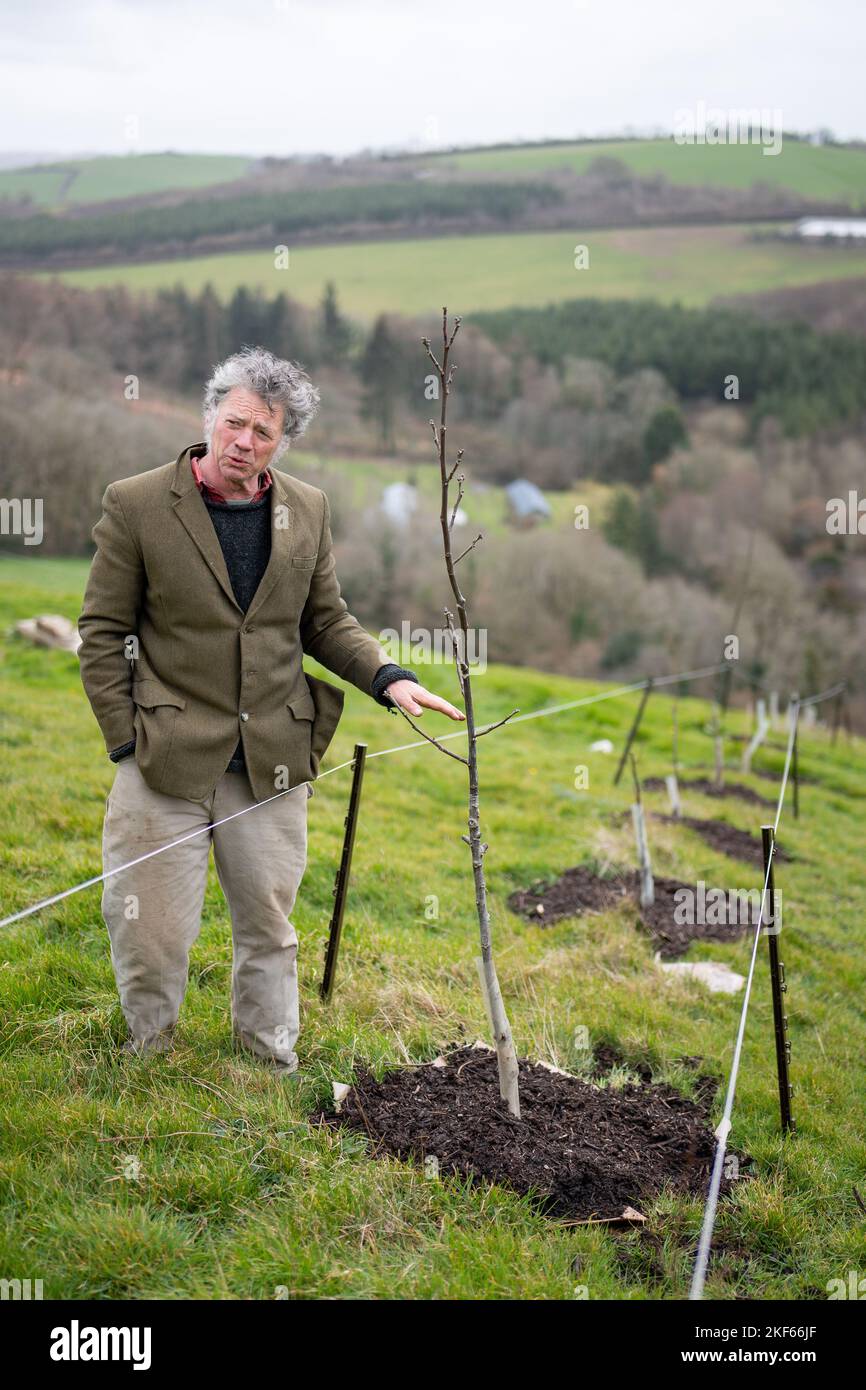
top-left (688, 697), bottom-right (800, 1300)
top-left (0, 661), bottom-right (729, 932)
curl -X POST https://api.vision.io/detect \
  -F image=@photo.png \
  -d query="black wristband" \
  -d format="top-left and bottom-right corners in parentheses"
top-left (109, 739), bottom-right (136, 763)
top-left (371, 664), bottom-right (419, 707)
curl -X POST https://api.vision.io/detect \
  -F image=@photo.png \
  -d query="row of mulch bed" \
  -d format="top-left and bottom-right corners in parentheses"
top-left (508, 862), bottom-right (762, 958)
top-left (651, 813), bottom-right (791, 865)
top-left (505, 768), bottom-right (795, 955)
top-left (642, 776), bottom-right (776, 808)
top-left (319, 1041), bottom-right (746, 1225)
top-left (606, 806), bottom-right (791, 867)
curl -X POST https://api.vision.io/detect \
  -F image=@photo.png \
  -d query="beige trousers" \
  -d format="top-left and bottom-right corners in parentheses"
top-left (101, 758), bottom-right (310, 1070)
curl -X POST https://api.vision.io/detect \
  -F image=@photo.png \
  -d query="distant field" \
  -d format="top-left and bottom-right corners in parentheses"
top-left (0, 152), bottom-right (253, 208)
top-left (431, 138), bottom-right (866, 205)
top-left (49, 223), bottom-right (866, 316)
top-left (7, 139), bottom-right (866, 212)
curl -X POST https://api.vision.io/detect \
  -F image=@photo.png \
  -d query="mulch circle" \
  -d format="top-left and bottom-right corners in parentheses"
top-left (639, 874), bottom-right (750, 956)
top-left (751, 766), bottom-right (817, 786)
top-left (652, 813), bottom-right (791, 865)
top-left (507, 865), bottom-right (750, 958)
top-left (508, 865), bottom-right (633, 923)
top-left (319, 1043), bottom-right (743, 1224)
top-left (643, 776), bottom-right (775, 808)
top-left (728, 733), bottom-right (788, 749)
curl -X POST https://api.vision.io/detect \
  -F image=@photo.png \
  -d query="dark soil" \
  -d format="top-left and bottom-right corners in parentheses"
top-left (752, 766), bottom-right (817, 787)
top-left (589, 1042), bottom-right (720, 1111)
top-left (643, 777), bottom-right (775, 808)
top-left (507, 865), bottom-right (634, 925)
top-left (638, 874), bottom-right (751, 956)
top-left (320, 1043), bottom-right (743, 1223)
top-left (507, 866), bottom-right (750, 958)
top-left (728, 733), bottom-right (788, 750)
top-left (653, 814), bottom-right (792, 865)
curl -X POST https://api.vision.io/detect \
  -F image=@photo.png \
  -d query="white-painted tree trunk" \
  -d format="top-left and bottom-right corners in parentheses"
top-left (632, 802), bottom-right (654, 908)
top-left (741, 699), bottom-right (769, 774)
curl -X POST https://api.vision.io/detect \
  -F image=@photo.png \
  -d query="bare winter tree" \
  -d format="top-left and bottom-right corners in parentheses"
top-left (394, 308), bottom-right (522, 1117)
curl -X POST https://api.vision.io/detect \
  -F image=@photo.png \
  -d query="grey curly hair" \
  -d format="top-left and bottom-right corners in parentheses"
top-left (202, 346), bottom-right (321, 462)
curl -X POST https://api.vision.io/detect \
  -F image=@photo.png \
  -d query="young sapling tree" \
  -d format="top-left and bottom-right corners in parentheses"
top-left (392, 307), bottom-right (522, 1117)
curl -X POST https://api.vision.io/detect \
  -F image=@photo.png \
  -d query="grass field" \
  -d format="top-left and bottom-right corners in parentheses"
top-left (0, 555), bottom-right (864, 1299)
top-left (6, 138), bottom-right (866, 211)
top-left (46, 222), bottom-right (866, 318)
top-left (0, 153), bottom-right (253, 208)
top-left (430, 137), bottom-right (866, 205)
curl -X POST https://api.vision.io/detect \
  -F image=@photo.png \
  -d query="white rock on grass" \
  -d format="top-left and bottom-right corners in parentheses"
top-left (656, 958), bottom-right (745, 994)
top-left (590, 739), bottom-right (615, 754)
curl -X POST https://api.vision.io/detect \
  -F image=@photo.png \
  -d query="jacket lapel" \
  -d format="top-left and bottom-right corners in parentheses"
top-left (169, 444), bottom-right (296, 619)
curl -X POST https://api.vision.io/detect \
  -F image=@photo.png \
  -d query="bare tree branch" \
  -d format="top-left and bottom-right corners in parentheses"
top-left (477, 708), bottom-right (520, 738)
top-left (394, 705), bottom-right (469, 765)
top-left (421, 337), bottom-right (443, 377)
top-left (449, 476), bottom-right (465, 531)
top-left (453, 532), bottom-right (483, 565)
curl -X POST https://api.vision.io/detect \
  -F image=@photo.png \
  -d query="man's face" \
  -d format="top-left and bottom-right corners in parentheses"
top-left (210, 388), bottom-right (285, 491)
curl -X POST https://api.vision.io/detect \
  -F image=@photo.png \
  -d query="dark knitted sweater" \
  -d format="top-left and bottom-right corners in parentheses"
top-left (109, 495), bottom-right (418, 770)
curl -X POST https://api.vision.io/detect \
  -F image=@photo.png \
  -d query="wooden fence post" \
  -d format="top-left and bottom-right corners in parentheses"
top-left (320, 743), bottom-right (368, 1003)
top-left (761, 825), bottom-right (795, 1135)
top-left (614, 678), bottom-right (653, 786)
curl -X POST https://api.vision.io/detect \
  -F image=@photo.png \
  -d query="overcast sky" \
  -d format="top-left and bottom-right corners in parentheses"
top-left (2, 0), bottom-right (864, 161)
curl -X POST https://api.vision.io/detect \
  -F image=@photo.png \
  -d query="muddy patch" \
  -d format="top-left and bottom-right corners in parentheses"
top-left (507, 866), bottom-right (750, 958)
top-left (751, 766), bottom-right (818, 787)
top-left (643, 777), bottom-right (775, 808)
top-left (507, 865), bottom-right (634, 925)
top-left (652, 814), bottom-right (792, 865)
top-left (320, 1044), bottom-right (743, 1223)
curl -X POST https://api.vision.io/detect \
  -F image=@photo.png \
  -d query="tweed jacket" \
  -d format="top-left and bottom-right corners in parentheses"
top-left (78, 442), bottom-right (393, 802)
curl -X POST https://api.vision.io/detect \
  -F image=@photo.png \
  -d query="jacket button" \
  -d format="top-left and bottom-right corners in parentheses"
top-left (244, 624), bottom-right (255, 633)
top-left (240, 711), bottom-right (249, 722)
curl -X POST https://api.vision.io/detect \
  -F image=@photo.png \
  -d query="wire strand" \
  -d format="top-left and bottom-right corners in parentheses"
top-left (0, 660), bottom-right (731, 931)
top-left (688, 696), bottom-right (800, 1300)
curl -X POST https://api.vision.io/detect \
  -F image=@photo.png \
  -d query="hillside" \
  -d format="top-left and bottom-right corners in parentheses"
top-left (0, 152), bottom-right (255, 208)
top-left (0, 555), bottom-right (864, 1298)
top-left (45, 222), bottom-right (866, 316)
top-left (427, 136), bottom-right (866, 204)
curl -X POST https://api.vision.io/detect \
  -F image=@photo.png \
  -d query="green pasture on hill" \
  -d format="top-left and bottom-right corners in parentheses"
top-left (45, 222), bottom-right (866, 318)
top-left (7, 138), bottom-right (866, 211)
top-left (0, 554), bottom-right (864, 1298)
top-left (430, 137), bottom-right (866, 205)
top-left (0, 152), bottom-right (253, 209)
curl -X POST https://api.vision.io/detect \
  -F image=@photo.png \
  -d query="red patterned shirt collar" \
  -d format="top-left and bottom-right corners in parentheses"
top-left (190, 449), bottom-right (272, 503)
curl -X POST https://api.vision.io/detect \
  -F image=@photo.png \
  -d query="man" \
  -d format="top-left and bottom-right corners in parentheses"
top-left (78, 346), bottom-right (464, 1075)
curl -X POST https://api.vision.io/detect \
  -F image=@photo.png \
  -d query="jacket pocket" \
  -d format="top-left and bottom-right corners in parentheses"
top-left (132, 678), bottom-right (187, 710)
top-left (286, 688), bottom-right (316, 721)
top-left (131, 679), bottom-right (184, 787)
top-left (291, 554), bottom-right (317, 570)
